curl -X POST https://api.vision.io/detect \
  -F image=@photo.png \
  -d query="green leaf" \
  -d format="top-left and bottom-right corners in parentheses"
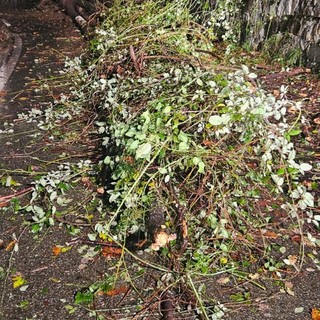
top-left (197, 161), bottom-right (205, 174)
top-left (128, 139), bottom-right (139, 150)
top-left (158, 167), bottom-right (167, 174)
top-left (230, 292), bottom-right (245, 302)
top-left (209, 115), bottom-right (223, 126)
top-left (163, 105), bottom-right (171, 113)
top-left (135, 142), bottom-right (152, 159)
top-left (209, 114), bottom-right (230, 126)
top-left (277, 168), bottom-right (286, 175)
top-left (12, 275), bottom-right (27, 289)
top-left (179, 141), bottom-right (189, 151)
top-left (192, 157), bottom-right (200, 165)
top-left (287, 129), bottom-right (301, 136)
top-left (17, 300), bottom-right (29, 308)
top-left (74, 290), bottom-right (94, 305)
top-left (299, 163), bottom-right (312, 171)
top-left (196, 78), bottom-right (203, 86)
top-left (1, 176), bottom-right (19, 187)
top-left (178, 131), bottom-right (188, 143)
top-left (65, 305), bottom-right (77, 314)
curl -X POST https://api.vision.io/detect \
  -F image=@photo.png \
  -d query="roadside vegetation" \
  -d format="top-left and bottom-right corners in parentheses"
top-left (1, 1), bottom-right (319, 319)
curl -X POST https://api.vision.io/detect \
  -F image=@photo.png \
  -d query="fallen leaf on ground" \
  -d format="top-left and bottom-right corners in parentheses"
top-left (150, 230), bottom-right (177, 251)
top-left (216, 277), bottom-right (230, 285)
top-left (283, 281), bottom-right (295, 296)
top-left (312, 308), bottom-right (320, 320)
top-left (283, 255), bottom-right (298, 266)
top-left (101, 246), bottom-right (122, 259)
top-left (0, 201), bottom-right (9, 208)
top-left (52, 245), bottom-right (72, 256)
top-left (182, 219), bottom-right (188, 238)
top-left (262, 230), bottom-right (278, 238)
top-left (96, 186), bottom-right (105, 194)
top-left (291, 234), bottom-right (301, 243)
top-left (80, 176), bottom-right (92, 189)
top-left (202, 139), bottom-right (214, 146)
top-left (5, 240), bottom-right (17, 252)
top-left (134, 238), bottom-right (147, 248)
top-left (98, 285), bottom-right (128, 296)
top-left (52, 246), bottom-right (62, 256)
top-left (12, 273), bottom-right (27, 289)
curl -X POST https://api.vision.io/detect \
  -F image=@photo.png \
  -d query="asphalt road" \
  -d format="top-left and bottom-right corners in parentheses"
top-left (0, 20), bottom-right (22, 91)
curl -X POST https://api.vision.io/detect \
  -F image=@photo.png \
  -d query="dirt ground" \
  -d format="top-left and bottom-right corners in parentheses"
top-left (0, 4), bottom-right (319, 320)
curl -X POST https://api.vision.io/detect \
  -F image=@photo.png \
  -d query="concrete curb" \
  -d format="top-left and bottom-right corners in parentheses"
top-left (0, 19), bottom-right (22, 91)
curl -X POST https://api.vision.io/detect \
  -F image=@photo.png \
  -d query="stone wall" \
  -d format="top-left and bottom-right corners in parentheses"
top-left (239, 0), bottom-right (319, 69)
top-left (206, 0), bottom-right (319, 70)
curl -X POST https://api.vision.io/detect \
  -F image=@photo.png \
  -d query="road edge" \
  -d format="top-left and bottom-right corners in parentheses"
top-left (0, 20), bottom-right (22, 91)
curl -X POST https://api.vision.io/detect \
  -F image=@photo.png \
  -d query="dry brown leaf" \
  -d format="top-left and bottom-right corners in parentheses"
top-left (52, 245), bottom-right (62, 256)
top-left (284, 281), bottom-right (293, 289)
top-left (287, 106), bottom-right (299, 114)
top-left (80, 176), bottom-right (93, 189)
top-left (96, 187), bottom-right (105, 194)
top-left (52, 245), bottom-right (71, 256)
top-left (262, 230), bottom-right (278, 239)
top-left (312, 308), bottom-right (320, 320)
top-left (284, 282), bottom-right (295, 296)
top-left (273, 89), bottom-right (280, 97)
top-left (101, 245), bottom-right (122, 259)
top-left (150, 230), bottom-right (177, 251)
top-left (216, 277), bottom-right (230, 285)
top-left (106, 285), bottom-right (128, 296)
top-left (291, 234), bottom-right (301, 243)
top-left (0, 201), bottom-right (9, 208)
top-left (314, 118), bottom-right (320, 125)
top-left (202, 139), bottom-right (214, 146)
top-left (123, 156), bottom-right (134, 164)
top-left (283, 255), bottom-right (298, 266)
top-left (182, 219), bottom-right (188, 238)
top-left (98, 285), bottom-right (128, 296)
top-left (5, 240), bottom-right (17, 252)
top-left (134, 238), bottom-right (147, 248)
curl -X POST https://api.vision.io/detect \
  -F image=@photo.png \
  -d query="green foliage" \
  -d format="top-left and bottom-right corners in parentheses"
top-left (24, 160), bottom-right (94, 232)
top-left (62, 0), bottom-right (316, 269)
top-left (262, 33), bottom-right (304, 67)
top-left (74, 289), bottom-right (94, 305)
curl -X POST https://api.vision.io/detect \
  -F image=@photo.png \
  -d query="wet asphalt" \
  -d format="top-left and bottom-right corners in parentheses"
top-left (0, 3), bottom-right (85, 174)
top-left (0, 4), bottom-right (97, 320)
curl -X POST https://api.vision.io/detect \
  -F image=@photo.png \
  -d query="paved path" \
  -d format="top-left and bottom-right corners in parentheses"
top-left (0, 6), bottom-right (95, 320)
